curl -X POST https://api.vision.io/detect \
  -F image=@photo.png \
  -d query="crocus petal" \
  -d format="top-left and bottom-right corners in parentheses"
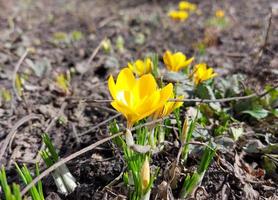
top-left (182, 57), bottom-right (194, 68)
top-left (136, 74), bottom-right (157, 98)
top-left (159, 83), bottom-right (173, 107)
top-left (193, 63), bottom-right (217, 85)
top-left (116, 68), bottom-right (136, 90)
top-left (108, 75), bottom-right (117, 100)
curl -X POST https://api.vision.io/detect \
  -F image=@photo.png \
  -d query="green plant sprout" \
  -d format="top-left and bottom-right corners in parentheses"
top-left (180, 144), bottom-right (216, 198)
top-left (110, 123), bottom-right (155, 200)
top-left (180, 114), bottom-right (198, 163)
top-left (40, 133), bottom-right (77, 195)
top-left (14, 163), bottom-right (44, 200)
top-left (0, 166), bottom-right (22, 200)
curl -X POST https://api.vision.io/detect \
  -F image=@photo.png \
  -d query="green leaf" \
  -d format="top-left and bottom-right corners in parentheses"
top-left (196, 84), bottom-right (221, 111)
top-left (134, 33), bottom-right (145, 45)
top-left (116, 35), bottom-right (125, 53)
top-left (52, 32), bottom-right (68, 42)
top-left (262, 156), bottom-right (277, 175)
top-left (230, 127), bottom-right (244, 141)
top-left (242, 108), bottom-right (269, 120)
top-left (272, 108), bottom-right (278, 117)
top-left (71, 31), bottom-right (83, 41)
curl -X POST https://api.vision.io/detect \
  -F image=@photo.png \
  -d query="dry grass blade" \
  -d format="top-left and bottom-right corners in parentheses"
top-left (79, 113), bottom-right (121, 136)
top-left (0, 114), bottom-right (41, 163)
top-left (12, 49), bottom-right (29, 101)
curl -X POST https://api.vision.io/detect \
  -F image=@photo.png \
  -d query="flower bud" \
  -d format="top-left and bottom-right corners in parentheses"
top-left (140, 158), bottom-right (150, 191)
top-left (125, 129), bottom-right (134, 146)
top-left (181, 117), bottom-right (189, 144)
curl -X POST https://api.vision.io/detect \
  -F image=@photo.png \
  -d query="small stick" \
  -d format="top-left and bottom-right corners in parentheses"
top-left (86, 39), bottom-right (104, 67)
top-left (80, 38), bottom-right (105, 78)
top-left (0, 114), bottom-right (41, 162)
top-left (68, 84), bottom-right (278, 104)
top-left (12, 49), bottom-right (29, 101)
top-left (255, 9), bottom-right (273, 64)
top-left (78, 113), bottom-right (121, 136)
top-left (71, 122), bottom-right (81, 146)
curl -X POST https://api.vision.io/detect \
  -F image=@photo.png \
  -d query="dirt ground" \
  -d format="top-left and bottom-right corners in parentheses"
top-left (0, 0), bottom-right (277, 199)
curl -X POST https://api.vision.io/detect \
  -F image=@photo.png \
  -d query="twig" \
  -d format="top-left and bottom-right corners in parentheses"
top-left (0, 114), bottom-right (41, 163)
top-left (12, 49), bottom-right (29, 101)
top-left (45, 103), bottom-right (67, 133)
top-left (103, 167), bottom-right (126, 188)
top-left (80, 38), bottom-right (105, 78)
top-left (255, 9), bottom-right (273, 64)
top-left (91, 105), bottom-right (119, 114)
top-left (71, 122), bottom-right (81, 146)
top-left (79, 113), bottom-right (121, 136)
top-left (87, 39), bottom-right (104, 66)
top-left (68, 84), bottom-right (278, 104)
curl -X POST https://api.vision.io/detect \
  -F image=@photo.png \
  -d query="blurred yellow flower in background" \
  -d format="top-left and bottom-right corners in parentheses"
top-left (168, 10), bottom-right (189, 21)
top-left (108, 68), bottom-right (173, 128)
top-left (215, 9), bottom-right (225, 18)
top-left (152, 93), bottom-right (184, 119)
top-left (193, 63), bottom-right (217, 85)
top-left (179, 1), bottom-right (197, 12)
top-left (128, 58), bottom-right (153, 76)
top-left (163, 50), bottom-right (194, 72)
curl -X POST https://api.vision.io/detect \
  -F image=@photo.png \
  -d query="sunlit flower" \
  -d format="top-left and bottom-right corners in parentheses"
top-left (215, 9), bottom-right (225, 18)
top-left (152, 93), bottom-right (184, 119)
top-left (140, 158), bottom-right (150, 191)
top-left (127, 58), bottom-right (153, 76)
top-left (179, 1), bottom-right (197, 12)
top-left (193, 63), bottom-right (217, 85)
top-left (168, 10), bottom-right (189, 21)
top-left (108, 68), bottom-right (173, 128)
top-left (163, 50), bottom-right (194, 72)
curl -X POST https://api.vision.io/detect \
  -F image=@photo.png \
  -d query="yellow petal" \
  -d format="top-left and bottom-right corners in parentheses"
top-left (116, 68), bottom-right (136, 90)
top-left (173, 52), bottom-right (186, 71)
top-left (159, 83), bottom-right (173, 107)
top-left (128, 62), bottom-right (136, 74)
top-left (182, 56), bottom-right (194, 67)
top-left (193, 63), bottom-right (217, 85)
top-left (163, 50), bottom-right (174, 71)
top-left (135, 91), bottom-right (161, 120)
top-left (136, 74), bottom-right (157, 98)
top-left (108, 75), bottom-right (117, 100)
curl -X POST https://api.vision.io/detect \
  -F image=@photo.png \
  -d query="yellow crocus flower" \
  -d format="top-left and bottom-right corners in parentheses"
top-left (152, 94), bottom-right (184, 119)
top-left (127, 58), bottom-right (153, 76)
top-left (168, 10), bottom-right (189, 21)
top-left (215, 9), bottom-right (225, 18)
top-left (193, 63), bottom-right (217, 85)
top-left (163, 50), bottom-right (194, 72)
top-left (179, 1), bottom-right (197, 12)
top-left (108, 68), bottom-right (173, 128)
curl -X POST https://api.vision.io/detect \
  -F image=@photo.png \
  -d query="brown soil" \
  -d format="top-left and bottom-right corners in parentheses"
top-left (0, 0), bottom-right (277, 199)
